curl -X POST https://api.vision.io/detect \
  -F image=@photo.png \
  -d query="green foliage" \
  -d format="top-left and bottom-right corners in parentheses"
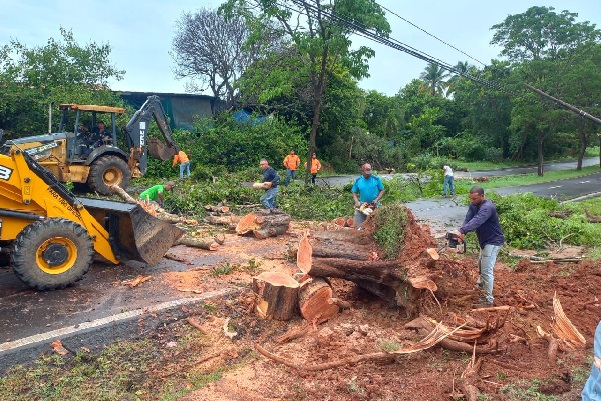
top-left (377, 340), bottom-right (400, 352)
top-left (489, 192), bottom-right (601, 249)
top-left (500, 379), bottom-right (557, 400)
top-left (277, 184), bottom-right (352, 221)
top-left (189, 115), bottom-right (307, 173)
top-left (0, 28), bottom-right (124, 135)
top-left (372, 203), bottom-right (408, 259)
top-left (211, 262), bottom-right (238, 276)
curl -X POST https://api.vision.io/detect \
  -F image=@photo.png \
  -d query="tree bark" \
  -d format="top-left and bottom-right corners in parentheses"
top-left (298, 277), bottom-right (339, 324)
top-left (176, 237), bottom-right (219, 251)
top-left (109, 184), bottom-right (138, 204)
top-left (252, 271), bottom-right (299, 321)
top-left (204, 214), bottom-right (241, 226)
top-left (236, 210), bottom-right (290, 239)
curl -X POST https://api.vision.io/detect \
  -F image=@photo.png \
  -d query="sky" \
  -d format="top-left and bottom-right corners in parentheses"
top-left (1, 0), bottom-right (600, 97)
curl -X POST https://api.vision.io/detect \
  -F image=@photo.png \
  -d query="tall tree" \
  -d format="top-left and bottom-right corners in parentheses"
top-left (490, 6), bottom-right (601, 174)
top-left (171, 8), bottom-right (282, 107)
top-left (490, 6), bottom-right (600, 62)
top-left (0, 28), bottom-right (123, 135)
top-left (419, 63), bottom-right (450, 96)
top-left (221, 0), bottom-right (391, 178)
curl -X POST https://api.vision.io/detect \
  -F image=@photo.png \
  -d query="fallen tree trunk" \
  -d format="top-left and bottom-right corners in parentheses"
top-left (204, 214), bottom-right (241, 226)
top-left (109, 184), bottom-right (138, 204)
top-left (236, 210), bottom-right (291, 239)
top-left (252, 271), bottom-right (299, 320)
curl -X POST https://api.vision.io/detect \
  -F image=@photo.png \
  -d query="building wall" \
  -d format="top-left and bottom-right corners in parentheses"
top-left (117, 91), bottom-right (218, 131)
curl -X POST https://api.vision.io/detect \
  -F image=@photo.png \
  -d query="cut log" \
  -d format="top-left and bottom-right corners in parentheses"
top-left (252, 271), bottom-right (299, 321)
top-left (345, 217), bottom-right (354, 227)
top-left (331, 217), bottom-right (346, 227)
top-left (289, 229), bottom-right (377, 261)
top-left (298, 277), bottom-right (340, 324)
top-left (176, 237), bottom-right (219, 251)
top-left (204, 214), bottom-right (241, 226)
top-left (296, 232), bottom-right (312, 273)
top-left (205, 204), bottom-right (231, 214)
top-left (109, 184), bottom-right (138, 204)
top-left (236, 210), bottom-right (290, 239)
top-left (213, 233), bottom-right (226, 245)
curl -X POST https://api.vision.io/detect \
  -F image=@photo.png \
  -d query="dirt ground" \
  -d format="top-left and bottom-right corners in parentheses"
top-left (149, 208), bottom-right (600, 401)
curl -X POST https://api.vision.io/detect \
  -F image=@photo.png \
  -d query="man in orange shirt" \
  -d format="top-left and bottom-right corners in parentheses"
top-left (304, 153), bottom-right (322, 185)
top-left (173, 149), bottom-right (191, 179)
top-left (283, 150), bottom-right (300, 186)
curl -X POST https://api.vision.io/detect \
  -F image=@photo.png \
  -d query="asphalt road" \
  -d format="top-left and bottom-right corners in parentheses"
top-left (1, 157), bottom-right (599, 371)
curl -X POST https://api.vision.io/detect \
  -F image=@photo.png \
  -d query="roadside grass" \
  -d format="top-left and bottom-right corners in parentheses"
top-left (0, 329), bottom-right (239, 401)
top-left (469, 165), bottom-right (601, 190)
top-left (455, 149), bottom-right (598, 171)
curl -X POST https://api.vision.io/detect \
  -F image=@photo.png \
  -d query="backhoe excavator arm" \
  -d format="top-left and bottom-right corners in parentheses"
top-left (123, 95), bottom-right (180, 176)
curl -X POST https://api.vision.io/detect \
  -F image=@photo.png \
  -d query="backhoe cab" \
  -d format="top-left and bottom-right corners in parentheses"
top-left (5, 96), bottom-right (179, 195)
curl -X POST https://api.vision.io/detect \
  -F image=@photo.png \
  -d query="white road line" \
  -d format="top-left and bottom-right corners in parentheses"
top-left (0, 290), bottom-right (228, 353)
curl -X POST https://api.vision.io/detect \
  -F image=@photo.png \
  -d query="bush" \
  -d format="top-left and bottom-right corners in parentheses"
top-left (488, 192), bottom-right (601, 249)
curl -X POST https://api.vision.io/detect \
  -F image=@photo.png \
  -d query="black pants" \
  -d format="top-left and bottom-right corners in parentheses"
top-left (311, 174), bottom-right (317, 185)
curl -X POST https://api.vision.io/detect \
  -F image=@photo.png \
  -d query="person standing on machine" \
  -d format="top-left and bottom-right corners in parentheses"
top-left (452, 186), bottom-right (504, 309)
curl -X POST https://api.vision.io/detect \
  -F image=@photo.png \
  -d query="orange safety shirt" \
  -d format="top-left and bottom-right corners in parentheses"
top-left (172, 151), bottom-right (190, 166)
top-left (305, 158), bottom-right (322, 174)
top-left (283, 154), bottom-right (300, 170)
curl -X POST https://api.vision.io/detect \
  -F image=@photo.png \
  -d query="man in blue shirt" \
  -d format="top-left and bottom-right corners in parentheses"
top-left (582, 320), bottom-right (601, 400)
top-left (453, 186), bottom-right (505, 308)
top-left (351, 163), bottom-right (385, 228)
top-left (259, 158), bottom-right (280, 209)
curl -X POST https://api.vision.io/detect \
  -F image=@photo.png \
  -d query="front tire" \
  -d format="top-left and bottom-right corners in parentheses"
top-left (88, 155), bottom-right (131, 195)
top-left (11, 219), bottom-right (94, 290)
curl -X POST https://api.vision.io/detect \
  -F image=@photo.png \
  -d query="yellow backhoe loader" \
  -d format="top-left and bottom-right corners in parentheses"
top-left (0, 144), bottom-right (184, 290)
top-left (4, 96), bottom-right (179, 195)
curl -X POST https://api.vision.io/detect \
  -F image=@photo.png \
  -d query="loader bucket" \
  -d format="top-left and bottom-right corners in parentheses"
top-left (79, 198), bottom-right (185, 265)
top-left (148, 137), bottom-right (177, 161)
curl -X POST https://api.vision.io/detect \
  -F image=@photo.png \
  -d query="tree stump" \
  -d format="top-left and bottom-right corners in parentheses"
top-left (236, 210), bottom-right (290, 239)
top-left (299, 277), bottom-right (339, 324)
top-left (252, 271), bottom-right (299, 320)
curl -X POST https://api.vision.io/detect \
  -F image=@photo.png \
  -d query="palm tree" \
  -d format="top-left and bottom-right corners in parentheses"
top-left (419, 63), bottom-right (451, 96)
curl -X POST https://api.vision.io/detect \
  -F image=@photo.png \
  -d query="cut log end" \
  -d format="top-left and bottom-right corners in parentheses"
top-left (253, 271), bottom-right (300, 321)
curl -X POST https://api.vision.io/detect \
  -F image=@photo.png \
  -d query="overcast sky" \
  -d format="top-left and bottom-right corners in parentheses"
top-left (1, 0), bottom-right (599, 97)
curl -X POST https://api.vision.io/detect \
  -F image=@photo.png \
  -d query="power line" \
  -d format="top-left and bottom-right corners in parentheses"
top-left (288, 0), bottom-right (516, 96)
top-left (372, 0), bottom-right (488, 67)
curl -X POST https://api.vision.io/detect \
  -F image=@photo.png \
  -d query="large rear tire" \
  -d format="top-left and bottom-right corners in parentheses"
top-left (88, 155), bottom-right (131, 195)
top-left (11, 219), bottom-right (94, 290)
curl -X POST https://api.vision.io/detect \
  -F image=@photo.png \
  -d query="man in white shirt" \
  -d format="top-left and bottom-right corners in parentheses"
top-left (443, 164), bottom-right (455, 196)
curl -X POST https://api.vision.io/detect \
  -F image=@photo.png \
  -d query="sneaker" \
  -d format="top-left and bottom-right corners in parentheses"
top-left (472, 300), bottom-right (493, 309)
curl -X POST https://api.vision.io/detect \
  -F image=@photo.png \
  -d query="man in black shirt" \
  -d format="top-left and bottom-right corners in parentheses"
top-left (259, 158), bottom-right (280, 209)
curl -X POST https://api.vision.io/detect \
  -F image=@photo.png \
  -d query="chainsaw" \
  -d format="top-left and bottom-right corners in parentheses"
top-left (445, 232), bottom-right (466, 254)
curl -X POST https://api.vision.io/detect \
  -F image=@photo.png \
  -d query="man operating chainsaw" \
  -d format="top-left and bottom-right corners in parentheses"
top-left (452, 186), bottom-right (505, 309)
top-left (352, 163), bottom-right (385, 229)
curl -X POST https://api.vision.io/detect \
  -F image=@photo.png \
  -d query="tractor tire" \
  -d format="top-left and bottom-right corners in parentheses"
top-left (88, 155), bottom-right (131, 195)
top-left (11, 218), bottom-right (94, 290)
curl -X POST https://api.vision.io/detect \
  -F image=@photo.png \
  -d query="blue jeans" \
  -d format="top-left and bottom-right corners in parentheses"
top-left (443, 175), bottom-right (455, 195)
top-left (582, 321), bottom-right (601, 401)
top-left (476, 244), bottom-right (502, 303)
top-left (285, 169), bottom-right (296, 186)
top-left (260, 187), bottom-right (279, 209)
top-left (179, 162), bottom-right (191, 178)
